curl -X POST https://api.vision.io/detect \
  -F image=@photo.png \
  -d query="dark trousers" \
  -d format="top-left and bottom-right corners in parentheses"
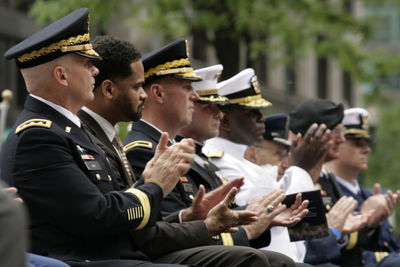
top-left (67, 260), bottom-right (193, 267)
top-left (155, 245), bottom-right (296, 267)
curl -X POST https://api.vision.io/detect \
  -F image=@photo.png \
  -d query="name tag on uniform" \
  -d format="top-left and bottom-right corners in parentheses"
top-left (84, 161), bottom-right (102, 171)
top-left (183, 183), bottom-right (193, 193)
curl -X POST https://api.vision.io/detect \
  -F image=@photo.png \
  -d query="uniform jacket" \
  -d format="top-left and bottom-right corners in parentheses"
top-left (338, 182), bottom-right (400, 266)
top-left (306, 171), bottom-right (383, 267)
top-left (78, 111), bottom-right (213, 260)
top-left (0, 96), bottom-right (165, 264)
top-left (78, 110), bottom-right (134, 189)
top-left (123, 120), bottom-right (267, 247)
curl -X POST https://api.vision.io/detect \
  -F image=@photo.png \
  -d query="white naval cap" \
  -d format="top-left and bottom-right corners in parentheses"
top-left (343, 107), bottom-right (370, 138)
top-left (217, 68), bottom-right (271, 109)
top-left (193, 64), bottom-right (228, 104)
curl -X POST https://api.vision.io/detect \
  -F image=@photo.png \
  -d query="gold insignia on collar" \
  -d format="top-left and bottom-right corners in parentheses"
top-left (15, 119), bottom-right (52, 134)
top-left (124, 140), bottom-right (153, 152)
top-left (207, 150), bottom-right (224, 158)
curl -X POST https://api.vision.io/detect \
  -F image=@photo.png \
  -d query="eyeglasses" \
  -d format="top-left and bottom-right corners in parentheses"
top-left (347, 138), bottom-right (372, 148)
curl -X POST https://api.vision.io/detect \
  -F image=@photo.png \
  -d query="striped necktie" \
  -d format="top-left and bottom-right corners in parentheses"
top-left (112, 135), bottom-right (135, 186)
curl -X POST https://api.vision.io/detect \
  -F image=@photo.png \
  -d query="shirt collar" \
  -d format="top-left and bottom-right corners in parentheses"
top-left (82, 107), bottom-right (116, 142)
top-left (30, 94), bottom-right (81, 127)
top-left (140, 119), bottom-right (175, 144)
top-left (335, 176), bottom-right (361, 195)
top-left (205, 137), bottom-right (248, 158)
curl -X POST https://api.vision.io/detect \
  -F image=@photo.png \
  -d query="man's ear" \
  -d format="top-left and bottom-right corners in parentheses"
top-left (148, 83), bottom-right (164, 104)
top-left (220, 113), bottom-right (231, 133)
top-left (100, 80), bottom-right (115, 99)
top-left (52, 66), bottom-right (68, 86)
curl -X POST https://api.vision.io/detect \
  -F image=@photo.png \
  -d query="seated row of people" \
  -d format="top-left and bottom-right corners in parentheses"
top-left (1, 7), bottom-right (399, 267)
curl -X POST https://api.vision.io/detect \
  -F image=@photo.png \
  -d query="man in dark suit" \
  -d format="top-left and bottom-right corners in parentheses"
top-left (0, 9), bottom-right (209, 267)
top-left (325, 107), bottom-right (400, 266)
top-left (79, 35), bottom-right (281, 267)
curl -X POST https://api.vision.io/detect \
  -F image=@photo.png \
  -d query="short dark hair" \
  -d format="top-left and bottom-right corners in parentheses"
top-left (92, 35), bottom-right (141, 88)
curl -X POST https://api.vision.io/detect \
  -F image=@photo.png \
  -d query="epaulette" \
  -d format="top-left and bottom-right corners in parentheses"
top-left (124, 141), bottom-right (153, 152)
top-left (206, 149), bottom-right (224, 158)
top-left (15, 119), bottom-right (52, 134)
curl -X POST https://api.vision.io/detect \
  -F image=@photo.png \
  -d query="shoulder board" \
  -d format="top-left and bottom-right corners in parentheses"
top-left (15, 119), bottom-right (52, 134)
top-left (207, 150), bottom-right (224, 158)
top-left (124, 141), bottom-right (153, 151)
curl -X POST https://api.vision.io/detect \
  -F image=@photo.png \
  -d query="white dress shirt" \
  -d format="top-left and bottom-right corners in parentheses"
top-left (31, 94), bottom-right (81, 127)
top-left (335, 176), bottom-right (361, 195)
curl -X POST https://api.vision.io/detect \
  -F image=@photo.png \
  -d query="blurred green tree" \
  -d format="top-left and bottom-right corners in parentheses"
top-left (30, 0), bottom-right (400, 80)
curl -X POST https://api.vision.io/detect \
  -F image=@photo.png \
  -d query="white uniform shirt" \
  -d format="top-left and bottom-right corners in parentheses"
top-left (204, 137), bottom-right (313, 262)
top-left (203, 137), bottom-right (276, 206)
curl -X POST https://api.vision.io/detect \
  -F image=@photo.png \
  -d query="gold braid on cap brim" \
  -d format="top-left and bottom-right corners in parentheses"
top-left (199, 95), bottom-right (229, 102)
top-left (229, 94), bottom-right (272, 108)
top-left (345, 129), bottom-right (369, 136)
top-left (198, 89), bottom-right (218, 96)
top-left (145, 58), bottom-right (193, 79)
top-left (18, 33), bottom-right (95, 63)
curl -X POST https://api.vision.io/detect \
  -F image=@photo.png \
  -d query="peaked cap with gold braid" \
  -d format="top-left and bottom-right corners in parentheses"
top-left (4, 8), bottom-right (101, 69)
top-left (217, 68), bottom-right (271, 109)
top-left (143, 39), bottom-right (201, 83)
top-left (343, 107), bottom-right (371, 139)
top-left (192, 64), bottom-right (229, 105)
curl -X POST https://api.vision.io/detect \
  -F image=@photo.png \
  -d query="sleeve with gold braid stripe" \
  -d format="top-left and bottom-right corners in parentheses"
top-left (346, 231), bottom-right (358, 250)
top-left (220, 233), bottom-right (234, 246)
top-left (125, 188), bottom-right (151, 230)
top-left (374, 251), bottom-right (389, 263)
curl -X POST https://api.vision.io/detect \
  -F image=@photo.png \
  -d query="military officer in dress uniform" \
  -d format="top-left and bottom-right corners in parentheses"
top-left (78, 35), bottom-right (273, 267)
top-left (123, 40), bottom-right (299, 266)
top-left (202, 69), bottom-right (330, 203)
top-left (288, 99), bottom-right (372, 266)
top-left (201, 68), bottom-right (278, 204)
top-left (325, 107), bottom-right (400, 266)
top-left (0, 8), bottom-right (199, 267)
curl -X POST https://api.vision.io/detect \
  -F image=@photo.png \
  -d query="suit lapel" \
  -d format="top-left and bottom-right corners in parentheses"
top-left (78, 110), bottom-right (116, 154)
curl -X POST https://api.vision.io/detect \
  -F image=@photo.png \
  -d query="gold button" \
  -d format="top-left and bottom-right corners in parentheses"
top-left (189, 195), bottom-right (194, 200)
top-left (108, 175), bottom-right (112, 181)
top-left (96, 174), bottom-right (101, 180)
top-left (384, 242), bottom-right (389, 247)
